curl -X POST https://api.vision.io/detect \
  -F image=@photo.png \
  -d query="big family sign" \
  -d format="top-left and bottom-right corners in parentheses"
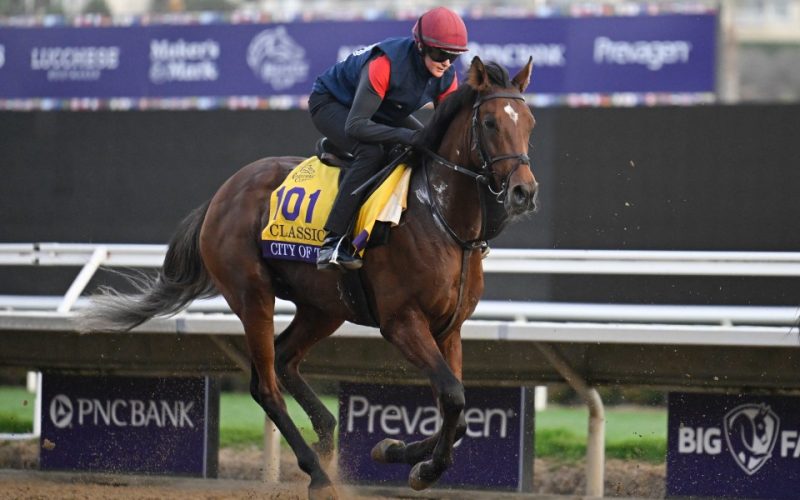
top-left (668, 392), bottom-right (800, 499)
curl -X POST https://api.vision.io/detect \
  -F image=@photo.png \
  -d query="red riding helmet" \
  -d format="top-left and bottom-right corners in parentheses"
top-left (412, 7), bottom-right (469, 53)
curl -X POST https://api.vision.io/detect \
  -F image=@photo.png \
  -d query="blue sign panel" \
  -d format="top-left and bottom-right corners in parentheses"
top-left (667, 392), bottom-right (800, 499)
top-left (0, 13), bottom-right (716, 107)
top-left (338, 382), bottom-right (534, 491)
top-left (40, 373), bottom-right (219, 477)
top-left (467, 14), bottom-right (716, 94)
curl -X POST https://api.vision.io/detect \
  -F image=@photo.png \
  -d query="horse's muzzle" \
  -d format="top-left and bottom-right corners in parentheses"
top-left (506, 181), bottom-right (539, 216)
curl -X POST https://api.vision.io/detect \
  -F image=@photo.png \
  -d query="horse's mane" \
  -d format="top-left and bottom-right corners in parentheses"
top-left (418, 61), bottom-right (513, 151)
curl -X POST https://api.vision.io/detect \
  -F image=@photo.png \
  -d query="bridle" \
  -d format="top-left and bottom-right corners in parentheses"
top-left (471, 91), bottom-right (532, 199)
top-left (422, 90), bottom-right (531, 203)
top-left (421, 88), bottom-right (533, 342)
top-left (420, 88), bottom-right (533, 251)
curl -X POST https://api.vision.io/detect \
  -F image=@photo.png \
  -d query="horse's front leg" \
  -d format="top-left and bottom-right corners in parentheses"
top-left (379, 317), bottom-right (465, 490)
top-left (372, 413), bottom-right (466, 466)
top-left (371, 330), bottom-right (467, 467)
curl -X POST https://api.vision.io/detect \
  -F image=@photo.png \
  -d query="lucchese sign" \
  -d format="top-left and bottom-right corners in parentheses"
top-left (40, 373), bottom-right (218, 477)
top-left (667, 392), bottom-right (800, 499)
top-left (338, 383), bottom-right (534, 491)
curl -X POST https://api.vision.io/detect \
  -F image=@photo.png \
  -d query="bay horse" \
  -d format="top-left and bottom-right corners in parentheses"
top-left (81, 56), bottom-right (538, 499)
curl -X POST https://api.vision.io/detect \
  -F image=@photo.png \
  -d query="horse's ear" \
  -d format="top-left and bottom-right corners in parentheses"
top-left (512, 56), bottom-right (533, 93)
top-left (467, 56), bottom-right (491, 91)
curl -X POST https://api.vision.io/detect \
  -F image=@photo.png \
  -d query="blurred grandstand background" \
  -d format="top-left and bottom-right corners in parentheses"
top-left (1, 0), bottom-right (798, 103)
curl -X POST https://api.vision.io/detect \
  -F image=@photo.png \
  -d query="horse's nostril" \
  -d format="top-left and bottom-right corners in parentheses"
top-left (514, 188), bottom-right (527, 205)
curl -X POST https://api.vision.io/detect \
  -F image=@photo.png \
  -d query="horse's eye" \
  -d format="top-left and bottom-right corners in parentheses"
top-left (483, 118), bottom-right (496, 130)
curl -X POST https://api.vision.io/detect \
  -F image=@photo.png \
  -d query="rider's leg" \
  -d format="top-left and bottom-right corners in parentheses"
top-left (309, 92), bottom-right (386, 271)
top-left (317, 142), bottom-right (384, 271)
top-left (309, 92), bottom-right (357, 154)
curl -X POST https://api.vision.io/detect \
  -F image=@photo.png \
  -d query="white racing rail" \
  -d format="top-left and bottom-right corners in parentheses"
top-left (2, 242), bottom-right (799, 326)
top-left (1, 242), bottom-right (799, 496)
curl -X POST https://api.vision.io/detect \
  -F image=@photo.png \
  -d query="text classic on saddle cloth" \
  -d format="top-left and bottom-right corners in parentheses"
top-left (260, 156), bottom-right (411, 264)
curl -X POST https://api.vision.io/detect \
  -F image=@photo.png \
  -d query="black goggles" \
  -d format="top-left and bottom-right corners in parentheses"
top-left (425, 46), bottom-right (461, 64)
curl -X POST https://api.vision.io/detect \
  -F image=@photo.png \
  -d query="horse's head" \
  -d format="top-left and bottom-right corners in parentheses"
top-left (464, 56), bottom-right (539, 218)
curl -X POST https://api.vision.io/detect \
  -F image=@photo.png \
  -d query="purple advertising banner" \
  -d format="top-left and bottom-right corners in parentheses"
top-left (40, 373), bottom-right (219, 477)
top-left (667, 392), bottom-right (800, 499)
top-left (0, 13), bottom-right (716, 105)
top-left (338, 382), bottom-right (535, 491)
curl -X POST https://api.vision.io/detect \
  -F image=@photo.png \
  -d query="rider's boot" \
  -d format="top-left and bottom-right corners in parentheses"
top-left (317, 233), bottom-right (363, 271)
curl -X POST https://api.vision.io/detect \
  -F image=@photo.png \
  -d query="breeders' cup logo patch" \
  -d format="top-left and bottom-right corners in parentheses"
top-left (247, 27), bottom-right (309, 91)
top-left (291, 163), bottom-right (316, 183)
top-left (724, 403), bottom-right (780, 475)
top-left (50, 394), bottom-right (73, 429)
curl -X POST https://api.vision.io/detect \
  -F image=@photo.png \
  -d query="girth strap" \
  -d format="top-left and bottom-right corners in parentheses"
top-left (432, 246), bottom-right (474, 343)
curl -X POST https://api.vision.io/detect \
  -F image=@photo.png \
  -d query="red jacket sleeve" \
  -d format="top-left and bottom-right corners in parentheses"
top-left (437, 73), bottom-right (459, 104)
top-left (367, 54), bottom-right (391, 99)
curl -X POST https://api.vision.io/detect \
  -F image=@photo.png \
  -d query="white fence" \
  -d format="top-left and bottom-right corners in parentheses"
top-left (2, 242), bottom-right (799, 327)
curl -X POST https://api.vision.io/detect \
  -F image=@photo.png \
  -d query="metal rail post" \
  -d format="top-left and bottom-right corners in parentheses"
top-left (535, 342), bottom-right (605, 498)
top-left (57, 246), bottom-right (108, 313)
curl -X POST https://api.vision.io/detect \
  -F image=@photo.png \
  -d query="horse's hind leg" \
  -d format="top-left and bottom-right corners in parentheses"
top-left (215, 274), bottom-right (337, 500)
top-left (274, 307), bottom-right (344, 467)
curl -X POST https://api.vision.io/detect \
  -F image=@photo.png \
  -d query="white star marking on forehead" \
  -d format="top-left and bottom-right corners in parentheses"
top-left (504, 102), bottom-right (519, 125)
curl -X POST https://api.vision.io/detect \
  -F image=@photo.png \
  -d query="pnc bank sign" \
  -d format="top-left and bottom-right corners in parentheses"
top-left (40, 373), bottom-right (218, 477)
top-left (667, 392), bottom-right (800, 499)
top-left (49, 393), bottom-right (196, 429)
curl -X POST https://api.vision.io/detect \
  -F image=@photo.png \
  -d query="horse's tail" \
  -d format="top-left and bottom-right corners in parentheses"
top-left (77, 200), bottom-right (217, 333)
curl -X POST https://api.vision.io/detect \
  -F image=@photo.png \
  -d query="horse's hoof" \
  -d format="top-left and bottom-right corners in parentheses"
top-left (371, 438), bottom-right (405, 463)
top-left (408, 460), bottom-right (437, 491)
top-left (308, 484), bottom-right (338, 500)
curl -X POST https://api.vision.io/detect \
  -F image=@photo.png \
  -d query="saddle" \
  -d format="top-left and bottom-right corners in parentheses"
top-left (315, 137), bottom-right (354, 168)
top-left (315, 137), bottom-right (412, 197)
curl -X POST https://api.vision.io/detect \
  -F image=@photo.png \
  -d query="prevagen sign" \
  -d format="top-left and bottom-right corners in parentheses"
top-left (40, 373), bottom-right (219, 477)
top-left (338, 383), bottom-right (534, 491)
top-left (667, 392), bottom-right (800, 499)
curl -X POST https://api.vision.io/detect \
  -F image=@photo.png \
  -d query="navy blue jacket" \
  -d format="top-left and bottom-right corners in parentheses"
top-left (312, 37), bottom-right (456, 125)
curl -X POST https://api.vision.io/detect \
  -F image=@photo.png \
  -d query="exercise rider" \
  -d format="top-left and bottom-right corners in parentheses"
top-left (307, 7), bottom-right (469, 271)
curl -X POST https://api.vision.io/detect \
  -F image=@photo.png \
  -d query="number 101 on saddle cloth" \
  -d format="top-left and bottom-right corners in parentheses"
top-left (260, 156), bottom-right (411, 263)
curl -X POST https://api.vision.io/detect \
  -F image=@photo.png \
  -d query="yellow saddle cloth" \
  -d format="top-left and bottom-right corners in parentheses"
top-left (260, 156), bottom-right (411, 263)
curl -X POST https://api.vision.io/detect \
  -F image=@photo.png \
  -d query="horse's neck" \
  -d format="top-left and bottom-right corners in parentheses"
top-left (416, 154), bottom-right (485, 244)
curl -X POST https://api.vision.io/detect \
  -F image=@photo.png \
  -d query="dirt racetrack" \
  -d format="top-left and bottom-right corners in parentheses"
top-left (0, 440), bottom-right (665, 499)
